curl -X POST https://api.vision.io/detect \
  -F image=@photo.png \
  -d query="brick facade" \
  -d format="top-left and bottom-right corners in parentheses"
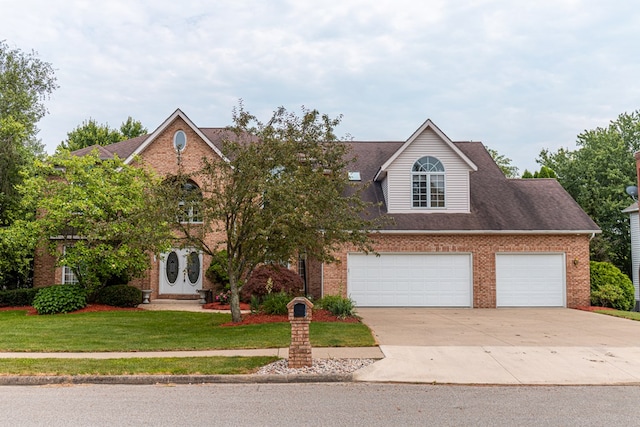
top-left (319, 233), bottom-right (592, 308)
top-left (33, 245), bottom-right (57, 288)
top-left (33, 116), bottom-right (225, 298)
top-left (33, 111), bottom-right (595, 309)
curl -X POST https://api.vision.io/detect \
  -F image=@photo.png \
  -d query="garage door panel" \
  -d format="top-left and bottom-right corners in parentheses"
top-left (348, 253), bottom-right (472, 307)
top-left (496, 254), bottom-right (565, 307)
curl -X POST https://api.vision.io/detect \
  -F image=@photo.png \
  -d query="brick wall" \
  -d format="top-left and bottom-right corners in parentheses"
top-left (33, 244), bottom-right (57, 288)
top-left (33, 116), bottom-right (226, 296)
top-left (320, 233), bottom-right (592, 308)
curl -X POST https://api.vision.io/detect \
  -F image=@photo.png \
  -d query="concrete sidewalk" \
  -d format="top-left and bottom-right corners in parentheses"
top-left (354, 345), bottom-right (640, 384)
top-left (0, 347), bottom-right (383, 360)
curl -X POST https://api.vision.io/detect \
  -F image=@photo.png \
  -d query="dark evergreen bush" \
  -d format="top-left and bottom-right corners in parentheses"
top-left (590, 261), bottom-right (635, 311)
top-left (0, 288), bottom-right (40, 307)
top-left (32, 285), bottom-right (87, 315)
top-left (205, 250), bottom-right (230, 292)
top-left (96, 285), bottom-right (142, 307)
top-left (241, 264), bottom-right (303, 302)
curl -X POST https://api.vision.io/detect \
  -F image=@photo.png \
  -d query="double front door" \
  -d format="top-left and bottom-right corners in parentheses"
top-left (159, 248), bottom-right (202, 295)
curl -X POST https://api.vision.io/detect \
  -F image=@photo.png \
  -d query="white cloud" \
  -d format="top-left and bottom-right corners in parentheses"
top-left (2, 0), bottom-right (640, 172)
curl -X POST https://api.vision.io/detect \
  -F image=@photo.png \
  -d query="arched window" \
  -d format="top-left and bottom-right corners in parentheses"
top-left (178, 180), bottom-right (203, 223)
top-left (412, 156), bottom-right (445, 208)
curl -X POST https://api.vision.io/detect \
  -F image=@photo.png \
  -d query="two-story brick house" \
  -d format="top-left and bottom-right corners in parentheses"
top-left (34, 109), bottom-right (600, 307)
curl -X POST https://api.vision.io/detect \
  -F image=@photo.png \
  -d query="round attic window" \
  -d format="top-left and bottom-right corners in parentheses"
top-left (174, 130), bottom-right (187, 151)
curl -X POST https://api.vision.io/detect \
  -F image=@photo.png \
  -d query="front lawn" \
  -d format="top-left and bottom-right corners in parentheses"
top-left (594, 309), bottom-right (640, 321)
top-left (0, 356), bottom-right (279, 376)
top-left (0, 310), bottom-right (375, 352)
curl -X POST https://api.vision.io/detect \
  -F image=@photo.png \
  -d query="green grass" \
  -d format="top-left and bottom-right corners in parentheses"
top-left (0, 309), bottom-right (375, 352)
top-left (594, 309), bottom-right (640, 321)
top-left (0, 356), bottom-right (279, 376)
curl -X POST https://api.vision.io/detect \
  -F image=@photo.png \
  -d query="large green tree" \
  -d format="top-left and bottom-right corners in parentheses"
top-left (165, 104), bottom-right (381, 322)
top-left (486, 147), bottom-right (519, 178)
top-left (0, 41), bottom-right (57, 225)
top-left (538, 110), bottom-right (640, 275)
top-left (19, 151), bottom-right (173, 292)
top-left (0, 41), bottom-right (57, 288)
top-left (58, 117), bottom-right (147, 152)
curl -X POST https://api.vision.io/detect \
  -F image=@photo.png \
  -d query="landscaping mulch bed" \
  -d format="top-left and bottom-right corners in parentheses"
top-left (219, 309), bottom-right (361, 326)
top-left (0, 304), bottom-right (360, 325)
top-left (202, 302), bottom-right (251, 311)
top-left (202, 302), bottom-right (361, 326)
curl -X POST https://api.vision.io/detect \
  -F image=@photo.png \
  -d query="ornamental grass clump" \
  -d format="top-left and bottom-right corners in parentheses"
top-left (260, 292), bottom-right (292, 315)
top-left (32, 284), bottom-right (87, 314)
top-left (317, 295), bottom-right (357, 319)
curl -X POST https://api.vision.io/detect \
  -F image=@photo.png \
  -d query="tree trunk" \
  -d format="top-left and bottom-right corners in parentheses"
top-left (228, 266), bottom-right (243, 323)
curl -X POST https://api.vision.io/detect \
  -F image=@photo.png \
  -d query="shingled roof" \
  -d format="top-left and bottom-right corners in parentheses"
top-left (347, 139), bottom-right (600, 233)
top-left (72, 135), bottom-right (149, 160)
top-left (74, 126), bottom-right (599, 235)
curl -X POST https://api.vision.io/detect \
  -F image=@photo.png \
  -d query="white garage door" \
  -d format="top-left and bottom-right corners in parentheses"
top-left (348, 253), bottom-right (472, 307)
top-left (496, 253), bottom-right (565, 307)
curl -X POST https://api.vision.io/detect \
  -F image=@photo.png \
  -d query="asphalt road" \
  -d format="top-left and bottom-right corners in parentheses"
top-left (2, 383), bottom-right (639, 426)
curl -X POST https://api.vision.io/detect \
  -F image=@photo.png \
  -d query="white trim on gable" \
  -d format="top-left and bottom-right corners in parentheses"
top-left (374, 119), bottom-right (477, 182)
top-left (123, 108), bottom-right (229, 164)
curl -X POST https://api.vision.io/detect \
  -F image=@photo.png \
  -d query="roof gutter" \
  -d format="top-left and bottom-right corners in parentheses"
top-left (369, 229), bottom-right (602, 235)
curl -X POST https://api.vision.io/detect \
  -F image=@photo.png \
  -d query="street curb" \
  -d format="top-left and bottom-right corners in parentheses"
top-left (0, 374), bottom-right (353, 386)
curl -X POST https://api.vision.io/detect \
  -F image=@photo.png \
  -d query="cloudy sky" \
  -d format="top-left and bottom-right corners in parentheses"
top-left (2, 0), bottom-right (639, 173)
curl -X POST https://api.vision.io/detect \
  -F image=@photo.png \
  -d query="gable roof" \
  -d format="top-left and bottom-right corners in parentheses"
top-left (122, 109), bottom-right (228, 164)
top-left (349, 139), bottom-right (600, 234)
top-left (72, 110), bottom-right (599, 235)
top-left (373, 119), bottom-right (477, 181)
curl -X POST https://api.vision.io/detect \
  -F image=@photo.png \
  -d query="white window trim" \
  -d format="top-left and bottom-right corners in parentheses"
top-left (62, 246), bottom-right (79, 285)
top-left (173, 130), bottom-right (187, 152)
top-left (411, 156), bottom-right (446, 209)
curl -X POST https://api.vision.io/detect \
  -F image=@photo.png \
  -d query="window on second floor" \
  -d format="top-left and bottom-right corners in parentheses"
top-left (178, 180), bottom-right (203, 223)
top-left (412, 156), bottom-right (445, 208)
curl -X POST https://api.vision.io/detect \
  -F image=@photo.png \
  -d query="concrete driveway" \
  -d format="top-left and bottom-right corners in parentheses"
top-left (354, 308), bottom-right (640, 385)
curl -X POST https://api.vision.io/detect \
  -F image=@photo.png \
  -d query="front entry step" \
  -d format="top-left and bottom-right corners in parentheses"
top-left (139, 299), bottom-right (204, 312)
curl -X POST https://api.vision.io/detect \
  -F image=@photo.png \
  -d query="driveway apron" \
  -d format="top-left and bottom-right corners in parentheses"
top-left (354, 308), bottom-right (640, 385)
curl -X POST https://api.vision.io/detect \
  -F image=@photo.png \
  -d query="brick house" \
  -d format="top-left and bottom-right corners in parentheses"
top-left (34, 109), bottom-right (600, 307)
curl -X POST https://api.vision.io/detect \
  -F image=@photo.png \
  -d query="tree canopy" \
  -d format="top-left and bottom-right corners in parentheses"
top-left (0, 41), bottom-right (57, 225)
top-left (538, 110), bottom-right (640, 275)
top-left (57, 117), bottom-right (147, 152)
top-left (20, 151), bottom-right (172, 291)
top-left (486, 147), bottom-right (519, 178)
top-left (0, 41), bottom-right (57, 288)
top-left (521, 166), bottom-right (557, 179)
top-left (164, 104), bottom-right (382, 322)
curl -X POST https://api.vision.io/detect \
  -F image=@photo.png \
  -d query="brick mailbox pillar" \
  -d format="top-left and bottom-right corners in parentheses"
top-left (287, 297), bottom-right (314, 368)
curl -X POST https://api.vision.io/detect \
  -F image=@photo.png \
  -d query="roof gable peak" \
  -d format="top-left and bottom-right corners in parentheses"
top-left (374, 119), bottom-right (477, 181)
top-left (123, 108), bottom-right (228, 164)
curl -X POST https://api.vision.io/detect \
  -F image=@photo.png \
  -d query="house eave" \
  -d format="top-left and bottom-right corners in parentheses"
top-left (123, 108), bottom-right (229, 164)
top-left (374, 119), bottom-right (478, 182)
top-left (370, 229), bottom-right (601, 235)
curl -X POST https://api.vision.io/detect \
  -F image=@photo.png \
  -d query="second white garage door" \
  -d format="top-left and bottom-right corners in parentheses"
top-left (496, 253), bottom-right (565, 307)
top-left (347, 253), bottom-right (472, 307)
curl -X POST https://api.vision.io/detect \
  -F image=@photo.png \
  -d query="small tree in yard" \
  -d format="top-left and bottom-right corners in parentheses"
top-left (166, 104), bottom-right (381, 322)
top-left (19, 151), bottom-right (173, 294)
